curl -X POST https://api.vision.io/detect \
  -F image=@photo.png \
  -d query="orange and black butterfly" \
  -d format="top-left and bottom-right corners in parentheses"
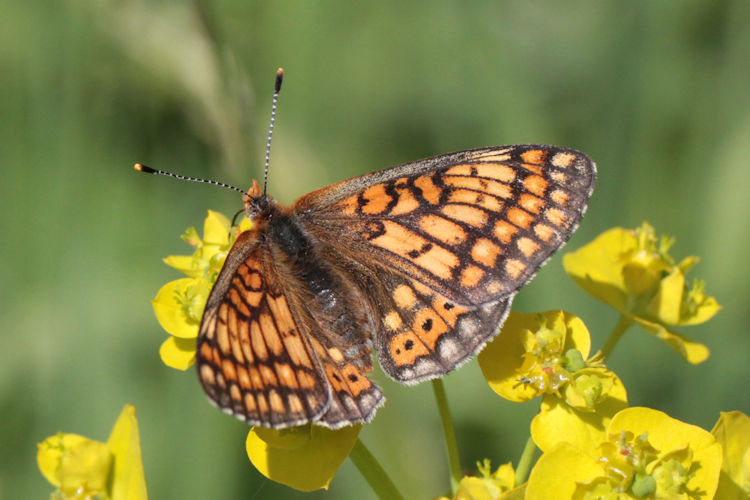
top-left (136, 71), bottom-right (596, 429)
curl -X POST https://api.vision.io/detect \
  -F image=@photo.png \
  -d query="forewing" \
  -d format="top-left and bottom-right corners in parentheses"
top-left (196, 231), bottom-right (331, 428)
top-left (196, 231), bottom-right (384, 428)
top-left (295, 145), bottom-right (596, 306)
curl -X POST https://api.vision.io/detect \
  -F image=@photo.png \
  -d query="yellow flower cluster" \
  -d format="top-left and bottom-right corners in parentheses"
top-left (441, 223), bottom-right (740, 500)
top-left (37, 406), bottom-right (147, 500)
top-left (563, 223), bottom-right (720, 363)
top-left (42, 213), bottom-right (744, 499)
top-left (436, 460), bottom-right (521, 500)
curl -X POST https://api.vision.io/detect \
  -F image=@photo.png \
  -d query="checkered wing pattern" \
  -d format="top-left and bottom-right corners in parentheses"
top-left (296, 145), bottom-right (596, 383)
top-left (196, 231), bottom-right (384, 429)
top-left (196, 144), bottom-right (595, 428)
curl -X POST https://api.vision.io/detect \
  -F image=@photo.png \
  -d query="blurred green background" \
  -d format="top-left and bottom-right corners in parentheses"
top-left (2, 0), bottom-right (749, 498)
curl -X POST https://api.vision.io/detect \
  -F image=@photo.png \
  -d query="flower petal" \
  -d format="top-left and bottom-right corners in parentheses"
top-left (202, 210), bottom-right (232, 244)
top-left (37, 433), bottom-right (111, 492)
top-left (246, 425), bottom-right (361, 492)
top-left (525, 442), bottom-right (602, 500)
top-left (478, 312), bottom-right (538, 402)
top-left (563, 227), bottom-right (634, 312)
top-left (107, 405), bottom-right (148, 500)
top-left (151, 278), bottom-right (202, 339)
top-left (159, 336), bottom-right (197, 370)
top-left (162, 255), bottom-right (196, 276)
top-left (609, 407), bottom-right (722, 499)
top-left (632, 316), bottom-right (710, 364)
top-left (647, 268), bottom-right (684, 324)
top-left (680, 282), bottom-right (722, 326)
top-left (712, 411), bottom-right (750, 499)
top-left (531, 373), bottom-right (627, 453)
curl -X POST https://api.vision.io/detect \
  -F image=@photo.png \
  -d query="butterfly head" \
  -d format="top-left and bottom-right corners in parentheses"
top-left (243, 179), bottom-right (275, 223)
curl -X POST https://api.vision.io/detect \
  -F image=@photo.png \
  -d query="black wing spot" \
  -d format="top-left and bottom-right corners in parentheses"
top-left (348, 374), bottom-right (359, 383)
top-left (409, 242), bottom-right (433, 258)
top-left (409, 242), bottom-right (434, 258)
top-left (362, 220), bottom-right (386, 240)
top-left (422, 318), bottom-right (433, 332)
top-left (404, 339), bottom-right (414, 351)
top-left (332, 373), bottom-right (342, 382)
top-left (444, 302), bottom-right (455, 310)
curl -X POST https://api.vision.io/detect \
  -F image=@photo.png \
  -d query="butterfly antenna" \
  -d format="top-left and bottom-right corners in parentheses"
top-left (263, 67), bottom-right (284, 195)
top-left (133, 163), bottom-right (246, 195)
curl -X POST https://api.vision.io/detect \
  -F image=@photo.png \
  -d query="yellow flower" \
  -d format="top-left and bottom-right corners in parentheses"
top-left (478, 311), bottom-right (628, 452)
top-left (479, 311), bottom-right (590, 403)
top-left (525, 407), bottom-right (722, 499)
top-left (37, 405), bottom-right (148, 500)
top-left (151, 210), bottom-right (251, 370)
top-left (246, 424), bottom-right (362, 492)
top-left (711, 411), bottom-right (750, 498)
top-left (434, 460), bottom-right (524, 500)
top-left (563, 223), bottom-right (720, 363)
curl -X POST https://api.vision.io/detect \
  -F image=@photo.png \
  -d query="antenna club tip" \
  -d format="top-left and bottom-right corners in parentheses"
top-left (133, 163), bottom-right (156, 173)
top-left (275, 68), bottom-right (284, 93)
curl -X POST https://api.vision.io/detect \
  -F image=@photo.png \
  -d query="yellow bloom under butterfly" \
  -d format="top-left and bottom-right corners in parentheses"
top-left (37, 405), bottom-right (147, 500)
top-left (563, 223), bottom-right (720, 363)
top-left (151, 210), bottom-right (361, 491)
top-left (526, 407), bottom-right (722, 499)
top-left (478, 311), bottom-right (627, 451)
top-left (246, 424), bottom-right (361, 492)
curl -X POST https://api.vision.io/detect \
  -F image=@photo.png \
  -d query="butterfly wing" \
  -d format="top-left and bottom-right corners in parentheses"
top-left (196, 230), bottom-right (383, 428)
top-left (347, 266), bottom-right (515, 383)
top-left (294, 145), bottom-right (595, 382)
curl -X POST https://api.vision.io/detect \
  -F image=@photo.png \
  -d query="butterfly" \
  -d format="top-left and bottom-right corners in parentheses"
top-left (179, 144), bottom-right (597, 429)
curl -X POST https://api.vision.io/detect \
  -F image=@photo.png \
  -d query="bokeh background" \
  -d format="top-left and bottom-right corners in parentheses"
top-left (2, 1), bottom-right (749, 498)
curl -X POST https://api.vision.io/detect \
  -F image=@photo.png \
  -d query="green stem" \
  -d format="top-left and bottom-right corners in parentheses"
top-left (601, 314), bottom-right (635, 359)
top-left (349, 439), bottom-right (405, 500)
top-left (432, 379), bottom-right (462, 494)
top-left (514, 435), bottom-right (537, 485)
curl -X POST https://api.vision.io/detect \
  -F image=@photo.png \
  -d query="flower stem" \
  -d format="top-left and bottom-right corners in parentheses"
top-left (514, 435), bottom-right (537, 485)
top-left (601, 314), bottom-right (635, 359)
top-left (432, 378), bottom-right (462, 494)
top-left (350, 439), bottom-right (405, 500)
